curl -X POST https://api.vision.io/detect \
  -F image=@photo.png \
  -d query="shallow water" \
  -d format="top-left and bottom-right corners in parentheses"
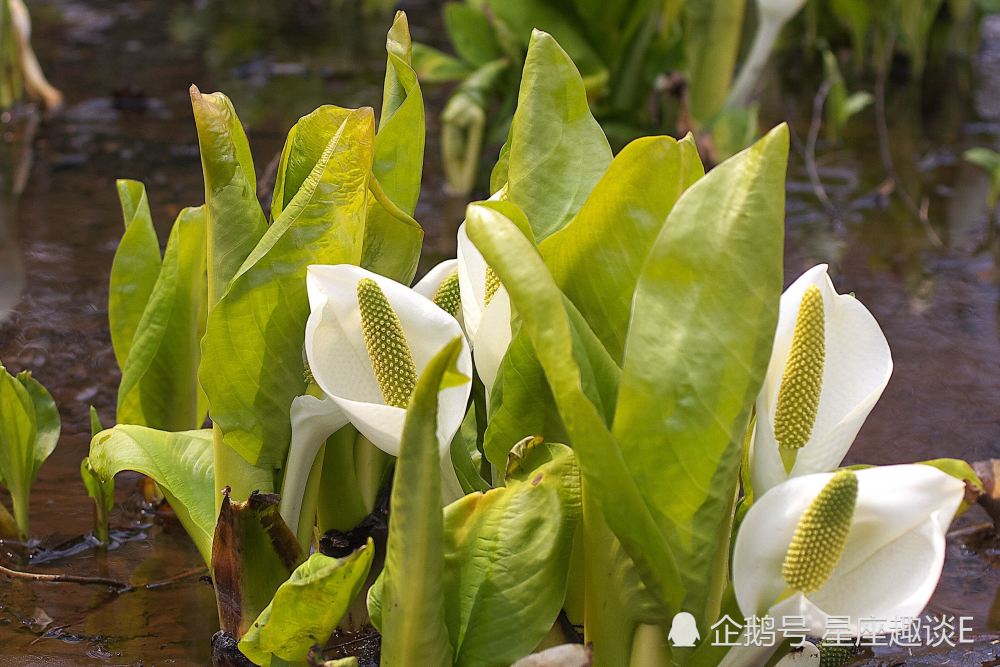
top-left (0, 1), bottom-right (998, 664)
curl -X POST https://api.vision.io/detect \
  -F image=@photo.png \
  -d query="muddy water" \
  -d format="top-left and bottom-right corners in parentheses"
top-left (0, 1), bottom-right (998, 664)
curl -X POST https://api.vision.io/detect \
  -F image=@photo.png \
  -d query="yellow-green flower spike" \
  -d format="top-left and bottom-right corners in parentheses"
top-left (432, 270), bottom-right (461, 317)
top-left (485, 267), bottom-right (501, 305)
top-left (357, 277), bottom-right (418, 409)
top-left (774, 285), bottom-right (825, 473)
top-left (818, 642), bottom-right (857, 667)
top-left (782, 470), bottom-right (858, 594)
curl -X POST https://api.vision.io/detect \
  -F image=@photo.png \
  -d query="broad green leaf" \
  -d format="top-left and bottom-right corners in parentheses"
top-left (444, 444), bottom-right (581, 666)
top-left (117, 206), bottom-right (208, 431)
top-left (109, 179), bottom-right (161, 370)
top-left (450, 406), bottom-right (491, 494)
top-left (483, 292), bottom-right (620, 473)
top-left (200, 108), bottom-right (375, 468)
top-left (466, 203), bottom-right (682, 619)
top-left (271, 107), bottom-right (354, 222)
top-left (17, 371), bottom-right (59, 481)
top-left (412, 42), bottom-right (474, 83)
top-left (363, 11), bottom-right (425, 283)
top-left (239, 540), bottom-right (375, 666)
top-left (444, 2), bottom-right (502, 67)
top-left (372, 338), bottom-right (465, 667)
top-left (684, 0), bottom-right (747, 124)
top-left (189, 87), bottom-right (268, 306)
top-left (540, 135), bottom-right (703, 361)
top-left (484, 329), bottom-right (566, 472)
top-left (0, 363), bottom-right (37, 538)
top-left (498, 30), bottom-right (612, 241)
top-left (87, 425), bottom-right (224, 564)
top-left (212, 492), bottom-right (303, 638)
top-left (613, 125), bottom-right (788, 625)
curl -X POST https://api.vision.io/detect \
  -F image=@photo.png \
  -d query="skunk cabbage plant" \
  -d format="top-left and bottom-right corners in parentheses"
top-left (750, 264), bottom-right (892, 495)
top-left (82, 15), bottom-right (983, 667)
top-left (0, 0), bottom-right (62, 111)
top-left (0, 362), bottom-right (59, 541)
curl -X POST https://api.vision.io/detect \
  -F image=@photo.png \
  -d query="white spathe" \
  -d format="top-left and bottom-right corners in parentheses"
top-left (279, 265), bottom-right (472, 529)
top-left (751, 264), bottom-right (892, 495)
top-left (733, 465), bottom-right (965, 637)
top-left (305, 264), bottom-right (472, 454)
top-left (456, 220), bottom-right (512, 396)
top-left (413, 258), bottom-right (469, 345)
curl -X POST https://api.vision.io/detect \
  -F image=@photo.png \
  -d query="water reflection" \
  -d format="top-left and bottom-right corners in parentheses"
top-left (0, 108), bottom-right (33, 326)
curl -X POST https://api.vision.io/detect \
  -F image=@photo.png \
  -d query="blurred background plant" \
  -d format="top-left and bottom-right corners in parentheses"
top-left (417, 0), bottom-right (999, 194)
top-left (0, 0), bottom-right (61, 112)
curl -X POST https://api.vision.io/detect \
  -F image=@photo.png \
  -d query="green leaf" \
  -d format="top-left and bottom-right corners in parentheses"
top-left (88, 405), bottom-right (104, 438)
top-left (612, 125), bottom-right (788, 624)
top-left (117, 205), bottom-right (208, 431)
top-left (212, 491), bottom-right (303, 638)
top-left (444, 444), bottom-right (582, 666)
top-left (109, 179), bottom-right (161, 370)
top-left (81, 409), bottom-right (112, 544)
top-left (483, 0), bottom-right (606, 77)
top-left (829, 0), bottom-right (871, 66)
top-left (441, 59), bottom-right (509, 195)
top-left (964, 147), bottom-right (1000, 209)
top-left (684, 0), bottom-right (747, 124)
top-left (498, 30), bottom-right (612, 241)
top-left (190, 87), bottom-right (268, 307)
top-left (444, 2), bottom-right (502, 67)
top-left (484, 329), bottom-right (566, 472)
top-left (271, 107), bottom-right (355, 222)
top-left (371, 338), bottom-right (465, 667)
top-left (239, 540), bottom-right (375, 666)
top-left (466, 202), bottom-right (682, 619)
top-left (200, 107), bottom-right (375, 467)
top-left (87, 425), bottom-right (231, 564)
top-left (0, 364), bottom-right (37, 539)
top-left (540, 135), bottom-right (703, 361)
top-left (17, 371), bottom-right (59, 481)
top-left (80, 456), bottom-right (113, 544)
top-left (450, 406), bottom-right (491, 494)
top-left (412, 42), bottom-right (474, 83)
top-left (363, 11), bottom-right (425, 283)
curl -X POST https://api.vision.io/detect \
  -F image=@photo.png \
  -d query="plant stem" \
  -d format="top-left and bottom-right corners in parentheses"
top-left (728, 18), bottom-right (782, 109)
top-left (630, 624), bottom-right (670, 666)
top-left (212, 425), bottom-right (264, 516)
top-left (317, 428), bottom-right (371, 534)
top-left (582, 484), bottom-right (641, 666)
top-left (294, 442), bottom-right (326, 552)
top-left (11, 485), bottom-right (29, 542)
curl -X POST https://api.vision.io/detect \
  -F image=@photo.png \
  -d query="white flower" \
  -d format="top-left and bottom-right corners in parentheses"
top-left (733, 465), bottom-right (965, 639)
top-left (279, 265), bottom-right (472, 529)
top-left (413, 258), bottom-right (463, 327)
top-left (456, 220), bottom-right (512, 396)
top-left (751, 264), bottom-right (892, 496)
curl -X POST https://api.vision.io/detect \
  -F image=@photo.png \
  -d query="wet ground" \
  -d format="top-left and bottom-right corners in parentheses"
top-left (0, 1), bottom-right (998, 664)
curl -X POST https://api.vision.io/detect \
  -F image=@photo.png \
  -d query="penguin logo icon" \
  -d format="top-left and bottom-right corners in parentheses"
top-left (667, 611), bottom-right (700, 647)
